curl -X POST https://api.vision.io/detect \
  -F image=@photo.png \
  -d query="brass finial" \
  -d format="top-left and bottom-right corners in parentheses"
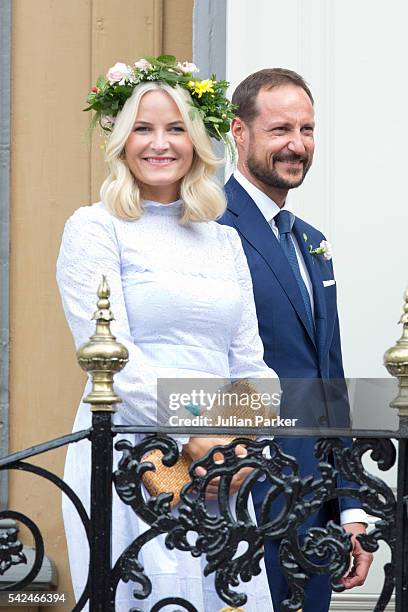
top-left (384, 288), bottom-right (408, 417)
top-left (77, 276), bottom-right (129, 411)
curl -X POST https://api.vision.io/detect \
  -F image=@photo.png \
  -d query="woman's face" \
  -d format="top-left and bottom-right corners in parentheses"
top-left (125, 90), bottom-right (194, 203)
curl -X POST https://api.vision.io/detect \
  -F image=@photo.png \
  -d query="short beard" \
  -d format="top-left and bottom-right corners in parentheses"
top-left (247, 152), bottom-right (311, 191)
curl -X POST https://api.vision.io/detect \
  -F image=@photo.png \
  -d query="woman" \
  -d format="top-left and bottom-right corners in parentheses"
top-left (57, 56), bottom-right (276, 611)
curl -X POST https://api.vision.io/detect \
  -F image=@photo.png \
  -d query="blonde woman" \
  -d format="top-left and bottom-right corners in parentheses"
top-left (57, 56), bottom-right (276, 611)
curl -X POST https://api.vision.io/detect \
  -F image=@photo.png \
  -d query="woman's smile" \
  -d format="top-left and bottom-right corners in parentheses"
top-left (125, 90), bottom-right (194, 203)
top-left (142, 156), bottom-right (177, 166)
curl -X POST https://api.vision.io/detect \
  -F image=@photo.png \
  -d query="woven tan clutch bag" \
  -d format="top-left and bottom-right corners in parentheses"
top-left (141, 440), bottom-right (234, 506)
top-left (142, 380), bottom-right (277, 506)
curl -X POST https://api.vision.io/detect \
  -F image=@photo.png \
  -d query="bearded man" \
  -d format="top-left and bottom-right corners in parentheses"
top-left (220, 68), bottom-right (372, 612)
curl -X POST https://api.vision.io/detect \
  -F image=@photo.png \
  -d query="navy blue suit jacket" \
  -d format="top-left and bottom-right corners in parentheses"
top-left (221, 175), bottom-right (359, 518)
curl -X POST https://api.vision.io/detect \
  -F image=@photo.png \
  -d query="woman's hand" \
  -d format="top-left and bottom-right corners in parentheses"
top-left (183, 437), bottom-right (253, 500)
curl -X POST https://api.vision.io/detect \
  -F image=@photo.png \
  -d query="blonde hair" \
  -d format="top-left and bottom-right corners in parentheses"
top-left (100, 82), bottom-right (226, 222)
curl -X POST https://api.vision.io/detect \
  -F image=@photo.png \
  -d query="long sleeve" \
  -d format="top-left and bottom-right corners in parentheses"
top-left (225, 227), bottom-right (279, 383)
top-left (223, 228), bottom-right (279, 454)
top-left (56, 205), bottom-right (159, 426)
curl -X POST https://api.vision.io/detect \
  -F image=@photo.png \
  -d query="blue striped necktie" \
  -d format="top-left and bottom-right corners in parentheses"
top-left (274, 210), bottom-right (315, 334)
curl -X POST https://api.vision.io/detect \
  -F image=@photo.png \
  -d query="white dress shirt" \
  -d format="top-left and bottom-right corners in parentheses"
top-left (234, 170), bottom-right (315, 315)
top-left (233, 170), bottom-right (367, 527)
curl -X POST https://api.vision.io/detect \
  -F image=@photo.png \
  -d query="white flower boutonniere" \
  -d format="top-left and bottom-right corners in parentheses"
top-left (309, 239), bottom-right (333, 260)
top-left (303, 233), bottom-right (332, 260)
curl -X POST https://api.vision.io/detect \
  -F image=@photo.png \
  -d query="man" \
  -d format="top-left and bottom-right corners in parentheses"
top-left (220, 68), bottom-right (373, 611)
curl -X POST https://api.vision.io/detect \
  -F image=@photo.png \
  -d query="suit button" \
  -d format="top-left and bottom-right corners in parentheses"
top-left (318, 416), bottom-right (328, 426)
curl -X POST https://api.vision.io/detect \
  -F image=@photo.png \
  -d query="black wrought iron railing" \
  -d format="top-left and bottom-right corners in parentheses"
top-left (0, 281), bottom-right (407, 612)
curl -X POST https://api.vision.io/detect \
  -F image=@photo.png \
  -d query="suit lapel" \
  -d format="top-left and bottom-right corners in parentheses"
top-left (225, 176), bottom-right (316, 348)
top-left (293, 220), bottom-right (328, 357)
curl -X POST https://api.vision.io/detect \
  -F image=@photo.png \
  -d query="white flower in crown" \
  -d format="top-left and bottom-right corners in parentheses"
top-left (86, 54), bottom-right (236, 145)
top-left (134, 58), bottom-right (152, 71)
top-left (177, 61), bottom-right (199, 74)
top-left (106, 62), bottom-right (133, 85)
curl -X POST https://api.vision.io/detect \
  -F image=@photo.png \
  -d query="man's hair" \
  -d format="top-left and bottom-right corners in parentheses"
top-left (232, 68), bottom-right (314, 123)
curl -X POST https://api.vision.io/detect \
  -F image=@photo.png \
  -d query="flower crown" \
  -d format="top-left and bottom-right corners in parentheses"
top-left (84, 54), bottom-right (236, 145)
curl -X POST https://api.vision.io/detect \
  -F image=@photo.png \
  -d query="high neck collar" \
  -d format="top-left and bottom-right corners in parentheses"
top-left (143, 198), bottom-right (183, 216)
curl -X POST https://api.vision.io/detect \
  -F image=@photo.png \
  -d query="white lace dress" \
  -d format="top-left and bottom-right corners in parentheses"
top-left (56, 199), bottom-right (276, 612)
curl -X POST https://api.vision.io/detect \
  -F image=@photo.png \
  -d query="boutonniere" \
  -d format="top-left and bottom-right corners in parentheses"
top-left (302, 233), bottom-right (332, 260)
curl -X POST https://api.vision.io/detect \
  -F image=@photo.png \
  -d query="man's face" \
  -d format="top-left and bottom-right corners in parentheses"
top-left (235, 84), bottom-right (315, 193)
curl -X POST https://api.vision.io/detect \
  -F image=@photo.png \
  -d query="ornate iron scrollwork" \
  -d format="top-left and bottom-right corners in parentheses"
top-left (315, 437), bottom-right (397, 611)
top-left (0, 283), bottom-right (404, 611)
top-left (112, 435), bottom-right (397, 612)
top-left (0, 432), bottom-right (91, 611)
top-left (0, 432), bottom-right (398, 611)
top-left (0, 523), bottom-right (26, 574)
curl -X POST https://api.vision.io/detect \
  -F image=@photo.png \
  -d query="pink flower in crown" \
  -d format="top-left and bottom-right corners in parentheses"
top-left (177, 61), bottom-right (199, 74)
top-left (134, 58), bottom-right (152, 71)
top-left (100, 115), bottom-right (115, 129)
top-left (106, 62), bottom-right (133, 85)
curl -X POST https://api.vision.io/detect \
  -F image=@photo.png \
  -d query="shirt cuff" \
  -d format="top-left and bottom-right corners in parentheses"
top-left (340, 508), bottom-right (368, 526)
top-left (172, 436), bottom-right (190, 451)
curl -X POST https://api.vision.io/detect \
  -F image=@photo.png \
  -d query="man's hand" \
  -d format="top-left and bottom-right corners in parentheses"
top-left (183, 437), bottom-right (252, 500)
top-left (340, 522), bottom-right (373, 589)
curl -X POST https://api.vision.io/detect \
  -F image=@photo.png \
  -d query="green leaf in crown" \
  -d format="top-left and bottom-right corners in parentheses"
top-left (84, 54), bottom-right (237, 151)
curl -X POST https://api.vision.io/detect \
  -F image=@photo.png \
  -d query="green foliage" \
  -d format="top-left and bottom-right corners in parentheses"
top-left (84, 55), bottom-right (236, 145)
top-left (145, 54), bottom-right (177, 67)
